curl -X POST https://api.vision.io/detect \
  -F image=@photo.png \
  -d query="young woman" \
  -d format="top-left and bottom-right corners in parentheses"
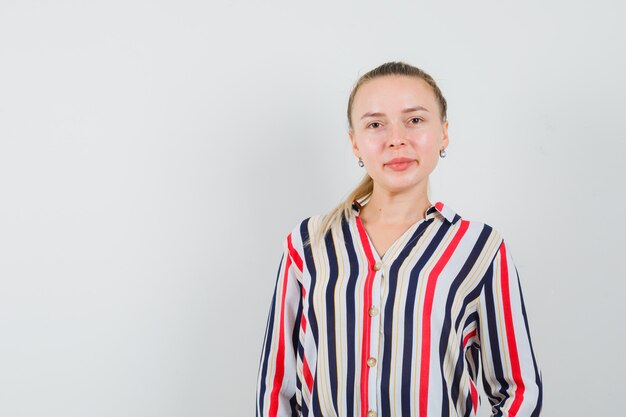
top-left (256, 62), bottom-right (542, 417)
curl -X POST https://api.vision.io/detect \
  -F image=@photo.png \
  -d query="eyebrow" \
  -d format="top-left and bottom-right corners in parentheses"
top-left (360, 106), bottom-right (429, 120)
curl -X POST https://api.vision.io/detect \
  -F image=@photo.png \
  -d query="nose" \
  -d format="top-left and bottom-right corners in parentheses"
top-left (387, 124), bottom-right (407, 148)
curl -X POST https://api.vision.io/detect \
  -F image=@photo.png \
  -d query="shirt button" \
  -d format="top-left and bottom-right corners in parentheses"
top-left (367, 411), bottom-right (377, 417)
top-left (366, 357), bottom-right (377, 367)
top-left (373, 262), bottom-right (383, 271)
top-left (368, 306), bottom-right (379, 316)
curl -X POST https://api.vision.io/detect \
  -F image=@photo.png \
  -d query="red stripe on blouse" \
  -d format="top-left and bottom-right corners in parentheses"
top-left (419, 220), bottom-right (469, 417)
top-left (298, 284), bottom-right (313, 392)
top-left (301, 287), bottom-right (307, 332)
top-left (470, 380), bottom-right (478, 413)
top-left (463, 329), bottom-right (477, 348)
top-left (465, 328), bottom-right (478, 413)
top-left (288, 233), bottom-right (303, 272)
top-left (499, 243), bottom-right (526, 416)
top-left (303, 356), bottom-right (314, 392)
top-left (355, 215), bottom-right (377, 417)
top-left (464, 327), bottom-right (478, 413)
top-left (268, 255), bottom-right (293, 417)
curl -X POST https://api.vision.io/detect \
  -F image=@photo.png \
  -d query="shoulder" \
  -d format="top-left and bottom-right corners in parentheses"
top-left (283, 211), bottom-right (348, 255)
top-left (436, 202), bottom-right (505, 250)
top-left (284, 215), bottom-right (323, 240)
top-left (281, 214), bottom-right (324, 254)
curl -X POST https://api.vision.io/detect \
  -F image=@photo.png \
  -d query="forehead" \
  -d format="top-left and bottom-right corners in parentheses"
top-left (353, 75), bottom-right (438, 112)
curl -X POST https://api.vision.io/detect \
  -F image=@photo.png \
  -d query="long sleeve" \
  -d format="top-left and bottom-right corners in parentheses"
top-left (478, 239), bottom-right (543, 417)
top-left (256, 232), bottom-right (304, 417)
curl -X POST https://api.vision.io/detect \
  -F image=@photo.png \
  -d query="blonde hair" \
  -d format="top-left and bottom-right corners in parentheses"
top-left (306, 61), bottom-right (447, 248)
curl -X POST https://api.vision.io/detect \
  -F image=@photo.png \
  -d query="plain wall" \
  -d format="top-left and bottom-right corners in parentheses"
top-left (1, 0), bottom-right (625, 416)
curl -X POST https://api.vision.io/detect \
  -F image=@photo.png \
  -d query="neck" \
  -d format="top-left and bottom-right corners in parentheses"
top-left (360, 184), bottom-right (431, 225)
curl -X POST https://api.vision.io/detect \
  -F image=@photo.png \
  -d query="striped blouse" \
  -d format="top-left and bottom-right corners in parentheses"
top-left (256, 201), bottom-right (542, 417)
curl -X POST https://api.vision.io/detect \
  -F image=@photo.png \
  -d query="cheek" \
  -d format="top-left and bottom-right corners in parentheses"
top-left (413, 132), bottom-right (441, 151)
top-left (360, 137), bottom-right (384, 155)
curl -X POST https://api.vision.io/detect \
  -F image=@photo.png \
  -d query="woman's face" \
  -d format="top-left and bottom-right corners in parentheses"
top-left (349, 75), bottom-right (448, 195)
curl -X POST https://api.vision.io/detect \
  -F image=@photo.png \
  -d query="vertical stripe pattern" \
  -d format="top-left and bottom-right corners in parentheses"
top-left (256, 202), bottom-right (542, 416)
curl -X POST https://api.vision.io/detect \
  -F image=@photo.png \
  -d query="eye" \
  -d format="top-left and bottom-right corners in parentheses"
top-left (367, 121), bottom-right (382, 129)
top-left (409, 117), bottom-right (423, 125)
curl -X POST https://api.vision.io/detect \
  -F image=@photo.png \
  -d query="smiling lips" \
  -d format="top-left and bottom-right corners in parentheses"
top-left (385, 157), bottom-right (416, 171)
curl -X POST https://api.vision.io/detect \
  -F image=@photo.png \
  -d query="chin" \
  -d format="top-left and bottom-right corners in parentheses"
top-left (380, 179), bottom-right (426, 194)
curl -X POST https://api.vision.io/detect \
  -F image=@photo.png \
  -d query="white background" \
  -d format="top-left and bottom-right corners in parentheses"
top-left (1, 1), bottom-right (625, 416)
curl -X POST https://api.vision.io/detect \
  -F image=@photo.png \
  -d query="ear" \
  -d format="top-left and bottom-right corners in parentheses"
top-left (441, 120), bottom-right (449, 149)
top-left (349, 130), bottom-right (360, 158)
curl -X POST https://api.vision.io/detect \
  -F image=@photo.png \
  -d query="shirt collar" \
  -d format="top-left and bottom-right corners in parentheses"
top-left (425, 201), bottom-right (460, 224)
top-left (352, 200), bottom-right (459, 224)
